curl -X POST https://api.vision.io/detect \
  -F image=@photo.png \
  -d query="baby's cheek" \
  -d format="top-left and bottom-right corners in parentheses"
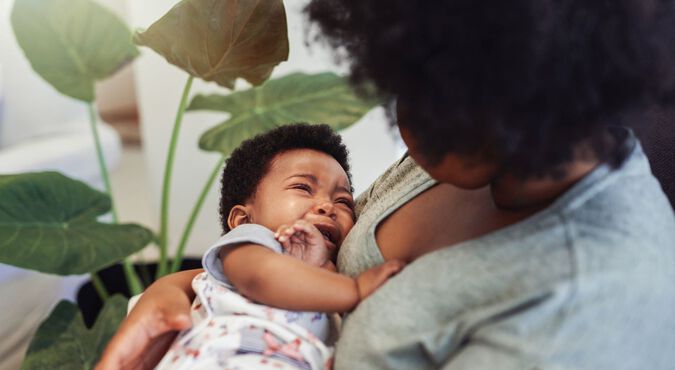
top-left (343, 220), bottom-right (355, 238)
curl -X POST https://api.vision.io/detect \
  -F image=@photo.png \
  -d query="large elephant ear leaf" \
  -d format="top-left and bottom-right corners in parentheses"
top-left (0, 172), bottom-right (153, 275)
top-left (10, 0), bottom-right (139, 102)
top-left (21, 295), bottom-right (127, 370)
top-left (134, 0), bottom-right (288, 89)
top-left (189, 72), bottom-right (382, 157)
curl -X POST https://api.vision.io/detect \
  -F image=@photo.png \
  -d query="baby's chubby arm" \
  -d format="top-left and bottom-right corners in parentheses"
top-left (220, 244), bottom-right (404, 312)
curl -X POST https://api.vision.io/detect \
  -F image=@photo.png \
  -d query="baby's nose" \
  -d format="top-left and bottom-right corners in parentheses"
top-left (314, 201), bottom-right (336, 220)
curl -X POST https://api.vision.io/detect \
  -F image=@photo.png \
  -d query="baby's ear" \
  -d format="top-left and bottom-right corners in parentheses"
top-left (227, 205), bottom-right (250, 230)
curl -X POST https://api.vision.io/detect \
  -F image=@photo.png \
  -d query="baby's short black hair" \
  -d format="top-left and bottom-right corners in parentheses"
top-left (219, 123), bottom-right (351, 233)
top-left (307, 0), bottom-right (675, 179)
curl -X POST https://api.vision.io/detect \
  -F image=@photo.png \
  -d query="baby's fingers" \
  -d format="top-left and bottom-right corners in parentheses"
top-left (290, 234), bottom-right (306, 245)
top-left (381, 259), bottom-right (406, 276)
top-left (291, 220), bottom-right (317, 234)
top-left (274, 224), bottom-right (288, 239)
top-left (278, 234), bottom-right (293, 251)
top-left (275, 225), bottom-right (296, 243)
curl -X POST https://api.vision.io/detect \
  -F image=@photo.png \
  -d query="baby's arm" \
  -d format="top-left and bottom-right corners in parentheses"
top-left (220, 244), bottom-right (404, 312)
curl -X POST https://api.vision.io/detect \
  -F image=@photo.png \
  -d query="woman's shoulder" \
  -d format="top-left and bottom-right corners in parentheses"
top-left (338, 129), bottom-right (675, 368)
top-left (355, 153), bottom-right (434, 216)
top-left (340, 207), bottom-right (675, 369)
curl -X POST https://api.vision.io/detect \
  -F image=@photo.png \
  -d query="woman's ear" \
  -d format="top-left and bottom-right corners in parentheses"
top-left (227, 205), bottom-right (251, 230)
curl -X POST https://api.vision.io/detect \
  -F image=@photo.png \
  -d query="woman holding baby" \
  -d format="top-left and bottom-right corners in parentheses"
top-left (98, 0), bottom-right (675, 369)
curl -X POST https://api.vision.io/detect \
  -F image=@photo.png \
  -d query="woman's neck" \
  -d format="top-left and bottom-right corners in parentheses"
top-left (489, 159), bottom-right (600, 211)
top-left (489, 130), bottom-right (621, 211)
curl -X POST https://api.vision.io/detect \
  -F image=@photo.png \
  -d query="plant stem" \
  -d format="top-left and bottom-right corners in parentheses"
top-left (87, 103), bottom-right (118, 222)
top-left (90, 273), bottom-right (109, 300)
top-left (157, 75), bottom-right (194, 279)
top-left (87, 103), bottom-right (144, 296)
top-left (170, 157), bottom-right (224, 273)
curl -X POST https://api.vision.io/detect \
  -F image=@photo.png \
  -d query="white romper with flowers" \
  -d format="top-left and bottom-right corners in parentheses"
top-left (155, 224), bottom-right (333, 370)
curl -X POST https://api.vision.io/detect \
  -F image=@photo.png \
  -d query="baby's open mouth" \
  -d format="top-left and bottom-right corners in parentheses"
top-left (314, 223), bottom-right (338, 245)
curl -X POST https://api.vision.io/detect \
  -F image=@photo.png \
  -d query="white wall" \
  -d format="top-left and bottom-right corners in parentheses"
top-left (0, 0), bottom-right (88, 148)
top-left (94, 0), bottom-right (138, 119)
top-left (125, 0), bottom-right (403, 258)
top-left (0, 0), bottom-right (134, 147)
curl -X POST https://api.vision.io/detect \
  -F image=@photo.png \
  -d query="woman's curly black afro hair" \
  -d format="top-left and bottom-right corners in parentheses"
top-left (306, 0), bottom-right (675, 178)
top-left (219, 123), bottom-right (351, 233)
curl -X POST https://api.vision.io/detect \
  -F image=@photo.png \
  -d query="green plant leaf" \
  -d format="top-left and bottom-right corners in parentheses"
top-left (189, 72), bottom-right (381, 156)
top-left (21, 295), bottom-right (127, 370)
top-left (10, 0), bottom-right (139, 102)
top-left (0, 172), bottom-right (153, 275)
top-left (134, 0), bottom-right (288, 89)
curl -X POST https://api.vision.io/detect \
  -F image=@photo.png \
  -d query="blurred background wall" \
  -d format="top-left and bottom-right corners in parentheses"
top-left (122, 0), bottom-right (403, 260)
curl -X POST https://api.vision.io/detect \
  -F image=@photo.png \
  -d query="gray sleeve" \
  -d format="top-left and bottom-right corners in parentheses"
top-left (202, 223), bottom-right (283, 287)
top-left (353, 153), bottom-right (410, 217)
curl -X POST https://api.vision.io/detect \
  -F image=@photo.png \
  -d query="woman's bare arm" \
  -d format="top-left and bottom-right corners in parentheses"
top-left (95, 269), bottom-right (202, 370)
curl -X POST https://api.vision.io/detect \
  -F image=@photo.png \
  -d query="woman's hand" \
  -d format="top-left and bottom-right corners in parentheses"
top-left (95, 269), bottom-right (201, 370)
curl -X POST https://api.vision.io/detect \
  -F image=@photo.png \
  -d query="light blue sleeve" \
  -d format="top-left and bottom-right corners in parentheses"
top-left (202, 224), bottom-right (283, 287)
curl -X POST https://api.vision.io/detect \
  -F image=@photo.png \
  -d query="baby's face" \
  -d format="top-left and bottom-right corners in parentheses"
top-left (247, 149), bottom-right (355, 254)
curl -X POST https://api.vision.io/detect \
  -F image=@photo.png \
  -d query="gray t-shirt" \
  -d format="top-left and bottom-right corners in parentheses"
top-left (335, 128), bottom-right (675, 369)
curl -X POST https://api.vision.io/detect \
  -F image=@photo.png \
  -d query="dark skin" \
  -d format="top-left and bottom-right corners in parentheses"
top-left (96, 136), bottom-right (601, 370)
top-left (375, 185), bottom-right (525, 263)
top-left (96, 150), bottom-right (405, 370)
top-left (96, 100), bottom-right (604, 370)
top-left (380, 103), bottom-right (601, 264)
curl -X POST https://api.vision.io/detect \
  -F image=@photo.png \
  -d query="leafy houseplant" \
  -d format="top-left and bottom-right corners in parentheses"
top-left (0, 0), bottom-right (379, 367)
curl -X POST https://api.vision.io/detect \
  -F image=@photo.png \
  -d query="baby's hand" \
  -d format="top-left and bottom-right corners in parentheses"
top-left (275, 220), bottom-right (332, 268)
top-left (355, 260), bottom-right (406, 301)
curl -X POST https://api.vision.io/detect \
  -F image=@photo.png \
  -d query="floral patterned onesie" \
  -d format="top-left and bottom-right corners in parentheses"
top-left (155, 224), bottom-right (334, 370)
